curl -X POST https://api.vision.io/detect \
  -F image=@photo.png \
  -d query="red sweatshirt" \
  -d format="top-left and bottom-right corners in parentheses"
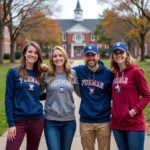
top-left (111, 64), bottom-right (150, 131)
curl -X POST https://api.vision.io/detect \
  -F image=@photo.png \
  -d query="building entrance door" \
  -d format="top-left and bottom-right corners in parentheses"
top-left (75, 46), bottom-right (83, 56)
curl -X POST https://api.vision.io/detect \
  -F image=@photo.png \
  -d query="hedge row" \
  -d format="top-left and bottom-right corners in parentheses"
top-left (3, 51), bottom-right (22, 59)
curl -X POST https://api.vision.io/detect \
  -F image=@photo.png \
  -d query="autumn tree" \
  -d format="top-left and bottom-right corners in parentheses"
top-left (0, 0), bottom-right (61, 63)
top-left (22, 10), bottom-right (61, 57)
top-left (0, 0), bottom-right (12, 64)
top-left (130, 0), bottom-right (150, 22)
top-left (97, 0), bottom-right (150, 61)
top-left (103, 9), bottom-right (138, 57)
top-left (93, 10), bottom-right (112, 47)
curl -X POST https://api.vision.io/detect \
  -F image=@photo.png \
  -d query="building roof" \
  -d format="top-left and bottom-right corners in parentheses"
top-left (74, 0), bottom-right (82, 11)
top-left (56, 19), bottom-right (100, 32)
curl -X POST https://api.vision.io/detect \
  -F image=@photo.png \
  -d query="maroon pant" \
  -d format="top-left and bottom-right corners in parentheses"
top-left (6, 118), bottom-right (44, 150)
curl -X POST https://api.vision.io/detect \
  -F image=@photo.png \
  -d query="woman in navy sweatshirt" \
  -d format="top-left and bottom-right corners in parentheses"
top-left (110, 42), bottom-right (150, 150)
top-left (5, 41), bottom-right (44, 150)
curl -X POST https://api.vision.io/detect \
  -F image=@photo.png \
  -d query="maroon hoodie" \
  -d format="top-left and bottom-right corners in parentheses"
top-left (111, 64), bottom-right (150, 131)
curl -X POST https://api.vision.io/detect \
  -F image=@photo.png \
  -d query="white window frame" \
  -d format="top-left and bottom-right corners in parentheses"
top-left (90, 33), bottom-right (95, 41)
top-left (63, 45), bottom-right (67, 50)
top-left (73, 33), bottom-right (84, 43)
top-left (62, 33), bottom-right (67, 41)
top-left (105, 44), bottom-right (109, 48)
top-left (144, 44), bottom-right (147, 55)
top-left (4, 42), bottom-right (10, 53)
top-left (97, 44), bottom-right (102, 49)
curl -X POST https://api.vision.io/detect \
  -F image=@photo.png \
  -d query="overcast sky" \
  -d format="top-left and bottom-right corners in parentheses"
top-left (54, 0), bottom-right (109, 19)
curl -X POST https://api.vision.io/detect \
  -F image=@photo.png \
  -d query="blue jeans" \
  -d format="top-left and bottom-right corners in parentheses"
top-left (113, 129), bottom-right (145, 150)
top-left (44, 119), bottom-right (76, 150)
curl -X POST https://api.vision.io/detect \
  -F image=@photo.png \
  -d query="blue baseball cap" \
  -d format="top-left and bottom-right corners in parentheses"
top-left (112, 42), bottom-right (128, 52)
top-left (83, 44), bottom-right (99, 55)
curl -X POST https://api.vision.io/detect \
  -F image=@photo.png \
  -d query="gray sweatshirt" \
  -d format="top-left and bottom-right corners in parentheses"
top-left (43, 69), bottom-right (80, 121)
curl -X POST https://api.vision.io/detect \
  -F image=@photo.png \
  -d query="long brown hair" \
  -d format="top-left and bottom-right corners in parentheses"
top-left (19, 41), bottom-right (43, 84)
top-left (48, 46), bottom-right (74, 83)
top-left (110, 51), bottom-right (136, 72)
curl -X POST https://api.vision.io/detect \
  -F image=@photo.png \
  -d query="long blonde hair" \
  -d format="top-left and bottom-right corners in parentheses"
top-left (110, 51), bottom-right (136, 72)
top-left (48, 46), bottom-right (74, 83)
top-left (19, 41), bottom-right (43, 84)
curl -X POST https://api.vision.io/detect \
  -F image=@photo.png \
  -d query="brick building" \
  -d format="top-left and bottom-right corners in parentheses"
top-left (57, 0), bottom-right (150, 58)
top-left (57, 0), bottom-right (103, 58)
top-left (2, 0), bottom-right (150, 58)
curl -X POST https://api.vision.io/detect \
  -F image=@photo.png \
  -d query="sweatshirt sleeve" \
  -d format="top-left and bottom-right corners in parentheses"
top-left (5, 68), bottom-right (16, 127)
top-left (72, 69), bottom-right (81, 97)
top-left (40, 71), bottom-right (48, 93)
top-left (133, 68), bottom-right (150, 114)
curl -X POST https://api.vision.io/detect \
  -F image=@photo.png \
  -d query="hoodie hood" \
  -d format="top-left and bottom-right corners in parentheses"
top-left (115, 64), bottom-right (139, 74)
top-left (123, 64), bottom-right (138, 71)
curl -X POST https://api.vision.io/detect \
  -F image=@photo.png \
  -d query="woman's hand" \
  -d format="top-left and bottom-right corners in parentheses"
top-left (7, 126), bottom-right (16, 141)
top-left (41, 64), bottom-right (48, 72)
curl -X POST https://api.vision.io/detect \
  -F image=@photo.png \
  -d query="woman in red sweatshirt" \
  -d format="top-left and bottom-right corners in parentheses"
top-left (110, 42), bottom-right (150, 150)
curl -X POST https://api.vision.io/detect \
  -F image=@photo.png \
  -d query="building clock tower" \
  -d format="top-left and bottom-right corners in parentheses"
top-left (74, 0), bottom-right (83, 22)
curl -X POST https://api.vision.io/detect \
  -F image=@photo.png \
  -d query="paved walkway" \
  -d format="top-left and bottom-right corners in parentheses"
top-left (1, 60), bottom-right (150, 150)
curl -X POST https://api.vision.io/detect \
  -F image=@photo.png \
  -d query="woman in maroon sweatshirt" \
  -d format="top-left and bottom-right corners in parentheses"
top-left (110, 42), bottom-right (150, 150)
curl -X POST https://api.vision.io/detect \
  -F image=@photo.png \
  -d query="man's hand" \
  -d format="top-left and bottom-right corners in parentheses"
top-left (7, 126), bottom-right (16, 142)
top-left (41, 64), bottom-right (48, 72)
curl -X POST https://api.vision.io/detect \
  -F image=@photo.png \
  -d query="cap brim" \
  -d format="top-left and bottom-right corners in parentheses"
top-left (113, 47), bottom-right (127, 52)
top-left (83, 51), bottom-right (98, 55)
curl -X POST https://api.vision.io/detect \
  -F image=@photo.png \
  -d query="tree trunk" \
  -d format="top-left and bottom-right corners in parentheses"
top-left (0, 23), bottom-right (4, 64)
top-left (0, 36), bottom-right (4, 64)
top-left (140, 34), bottom-right (145, 61)
top-left (10, 40), bottom-right (16, 63)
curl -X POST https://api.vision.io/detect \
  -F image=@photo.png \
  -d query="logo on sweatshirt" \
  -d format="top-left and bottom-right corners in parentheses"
top-left (113, 77), bottom-right (128, 84)
top-left (19, 76), bottom-right (39, 85)
top-left (59, 87), bottom-right (64, 93)
top-left (82, 79), bottom-right (104, 89)
top-left (89, 87), bottom-right (95, 94)
top-left (29, 83), bottom-right (34, 91)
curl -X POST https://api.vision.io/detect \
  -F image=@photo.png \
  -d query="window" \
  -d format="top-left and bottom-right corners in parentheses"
top-left (145, 44), bottom-right (147, 55)
top-left (63, 45), bottom-right (67, 50)
top-left (4, 43), bottom-right (10, 53)
top-left (4, 27), bottom-right (10, 38)
top-left (62, 33), bottom-right (66, 41)
top-left (105, 44), bottom-right (109, 48)
top-left (97, 44), bottom-right (102, 49)
top-left (73, 34), bottom-right (84, 43)
top-left (90, 34), bottom-right (95, 41)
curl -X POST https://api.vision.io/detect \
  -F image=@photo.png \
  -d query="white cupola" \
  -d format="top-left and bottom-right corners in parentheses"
top-left (74, 0), bottom-right (83, 22)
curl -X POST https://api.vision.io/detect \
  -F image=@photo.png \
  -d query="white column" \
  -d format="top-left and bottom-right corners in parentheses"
top-left (71, 44), bottom-right (74, 57)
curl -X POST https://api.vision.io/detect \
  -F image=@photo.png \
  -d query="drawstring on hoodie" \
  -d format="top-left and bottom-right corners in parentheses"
top-left (88, 70), bottom-right (96, 94)
top-left (115, 71), bottom-right (124, 93)
top-left (88, 70), bottom-right (95, 82)
top-left (116, 71), bottom-right (124, 79)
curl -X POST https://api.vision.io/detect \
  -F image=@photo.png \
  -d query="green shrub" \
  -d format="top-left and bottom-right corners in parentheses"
top-left (15, 50), bottom-right (22, 59)
top-left (145, 55), bottom-right (150, 59)
top-left (3, 53), bottom-right (10, 59)
top-left (99, 48), bottom-right (111, 58)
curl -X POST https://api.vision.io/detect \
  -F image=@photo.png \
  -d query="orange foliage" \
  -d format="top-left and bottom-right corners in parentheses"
top-left (102, 10), bottom-right (126, 41)
top-left (21, 10), bottom-right (61, 45)
top-left (145, 32), bottom-right (150, 43)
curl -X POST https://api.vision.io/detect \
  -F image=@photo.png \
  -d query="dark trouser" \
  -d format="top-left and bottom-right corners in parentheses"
top-left (44, 119), bottom-right (76, 150)
top-left (113, 129), bottom-right (145, 150)
top-left (6, 118), bottom-right (44, 150)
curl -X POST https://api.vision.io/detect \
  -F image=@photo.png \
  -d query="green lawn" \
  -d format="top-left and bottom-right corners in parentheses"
top-left (0, 59), bottom-right (150, 136)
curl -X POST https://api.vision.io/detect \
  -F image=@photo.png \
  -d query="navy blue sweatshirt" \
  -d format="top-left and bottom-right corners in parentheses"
top-left (73, 61), bottom-right (113, 123)
top-left (5, 67), bottom-right (43, 127)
